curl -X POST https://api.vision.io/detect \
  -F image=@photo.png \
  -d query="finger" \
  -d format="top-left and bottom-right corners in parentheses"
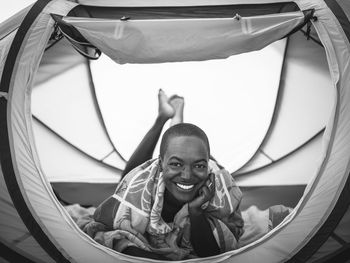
top-left (189, 195), bottom-right (205, 208)
top-left (210, 173), bottom-right (216, 191)
top-left (201, 185), bottom-right (210, 196)
top-left (206, 173), bottom-right (215, 191)
top-left (205, 178), bottom-right (211, 188)
top-left (200, 186), bottom-right (213, 203)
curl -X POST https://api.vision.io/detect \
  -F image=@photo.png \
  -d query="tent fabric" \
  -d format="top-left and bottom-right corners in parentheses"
top-left (76, 0), bottom-right (299, 7)
top-left (0, 239), bottom-right (39, 263)
top-left (236, 129), bottom-right (324, 177)
top-left (234, 28), bottom-right (333, 175)
top-left (62, 11), bottom-right (308, 64)
top-left (0, 5), bottom-right (32, 41)
top-left (32, 118), bottom-right (122, 183)
top-left (0, 1), bottom-right (77, 262)
top-left (283, 1), bottom-right (350, 261)
top-left (0, 165), bottom-right (54, 263)
top-left (289, 177), bottom-right (350, 262)
top-left (235, 131), bottom-right (324, 186)
top-left (325, 0), bottom-right (350, 43)
top-left (34, 38), bottom-right (86, 87)
top-left (0, 0), bottom-right (349, 262)
top-left (32, 62), bottom-right (125, 171)
top-left (68, 2), bottom-right (300, 19)
top-left (89, 40), bottom-right (285, 172)
top-left (32, 36), bottom-right (127, 175)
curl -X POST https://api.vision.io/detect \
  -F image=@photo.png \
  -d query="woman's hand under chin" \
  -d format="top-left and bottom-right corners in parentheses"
top-left (188, 173), bottom-right (215, 216)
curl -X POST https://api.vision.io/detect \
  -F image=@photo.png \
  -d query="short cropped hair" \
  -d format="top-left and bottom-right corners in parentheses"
top-left (159, 123), bottom-right (210, 158)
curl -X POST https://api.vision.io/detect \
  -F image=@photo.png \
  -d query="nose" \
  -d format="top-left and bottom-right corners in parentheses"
top-left (181, 166), bottom-right (191, 180)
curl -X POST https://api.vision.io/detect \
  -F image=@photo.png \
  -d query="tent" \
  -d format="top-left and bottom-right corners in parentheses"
top-left (0, 0), bottom-right (349, 262)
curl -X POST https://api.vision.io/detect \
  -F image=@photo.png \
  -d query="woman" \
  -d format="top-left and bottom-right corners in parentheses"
top-left (90, 90), bottom-right (244, 260)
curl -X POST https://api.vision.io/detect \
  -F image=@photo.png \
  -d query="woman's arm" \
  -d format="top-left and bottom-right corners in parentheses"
top-left (189, 211), bottom-right (220, 257)
top-left (188, 173), bottom-right (220, 257)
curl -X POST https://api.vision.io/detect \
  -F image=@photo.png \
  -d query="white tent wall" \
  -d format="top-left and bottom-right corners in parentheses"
top-left (233, 25), bottom-right (334, 212)
top-left (237, 132), bottom-right (324, 187)
top-left (32, 37), bottom-right (126, 176)
top-left (0, 0), bottom-right (349, 263)
top-left (33, 63), bottom-right (117, 162)
top-left (235, 28), bottom-right (333, 176)
top-left (32, 118), bottom-right (122, 183)
top-left (236, 133), bottom-right (322, 210)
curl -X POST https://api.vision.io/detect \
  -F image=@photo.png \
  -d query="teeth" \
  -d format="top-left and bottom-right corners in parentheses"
top-left (176, 183), bottom-right (194, 190)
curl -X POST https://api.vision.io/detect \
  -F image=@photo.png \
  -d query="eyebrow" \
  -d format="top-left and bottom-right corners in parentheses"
top-left (168, 157), bottom-right (207, 163)
top-left (168, 156), bottom-right (183, 162)
top-left (194, 159), bottom-right (208, 163)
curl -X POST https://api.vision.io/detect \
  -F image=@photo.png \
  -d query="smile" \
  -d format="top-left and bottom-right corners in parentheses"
top-left (176, 183), bottom-right (194, 190)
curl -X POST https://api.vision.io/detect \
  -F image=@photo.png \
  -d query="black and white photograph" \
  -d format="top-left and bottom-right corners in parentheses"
top-left (0, 1), bottom-right (349, 262)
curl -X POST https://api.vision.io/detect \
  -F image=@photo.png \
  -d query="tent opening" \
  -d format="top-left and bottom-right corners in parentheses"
top-left (32, 23), bottom-right (334, 210)
top-left (28, 6), bottom-right (337, 261)
top-left (2, 1), bottom-right (350, 263)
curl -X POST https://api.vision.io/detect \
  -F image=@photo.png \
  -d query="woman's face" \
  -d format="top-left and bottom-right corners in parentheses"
top-left (161, 135), bottom-right (209, 204)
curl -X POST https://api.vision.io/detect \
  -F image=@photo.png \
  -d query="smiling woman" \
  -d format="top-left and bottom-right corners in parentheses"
top-left (160, 128), bottom-right (211, 204)
top-left (90, 92), bottom-right (244, 260)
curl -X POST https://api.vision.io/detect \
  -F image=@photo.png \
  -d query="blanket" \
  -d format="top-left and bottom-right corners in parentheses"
top-left (64, 158), bottom-right (291, 260)
top-left (77, 158), bottom-right (244, 260)
top-left (65, 203), bottom-right (291, 258)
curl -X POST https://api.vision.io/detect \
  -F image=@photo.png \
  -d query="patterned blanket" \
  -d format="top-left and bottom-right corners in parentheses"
top-left (64, 159), bottom-right (291, 260)
top-left (75, 158), bottom-right (244, 260)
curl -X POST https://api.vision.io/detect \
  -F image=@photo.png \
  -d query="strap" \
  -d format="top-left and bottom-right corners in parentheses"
top-left (51, 14), bottom-right (101, 60)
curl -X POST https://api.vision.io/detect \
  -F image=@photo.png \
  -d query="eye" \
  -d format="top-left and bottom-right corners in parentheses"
top-left (194, 164), bottom-right (207, 169)
top-left (169, 162), bottom-right (182, 167)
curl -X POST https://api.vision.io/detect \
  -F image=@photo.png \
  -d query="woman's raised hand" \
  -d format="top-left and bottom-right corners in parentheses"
top-left (188, 173), bottom-right (215, 216)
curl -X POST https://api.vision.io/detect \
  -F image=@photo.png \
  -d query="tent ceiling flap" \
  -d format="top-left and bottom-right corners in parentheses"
top-left (61, 11), bottom-right (310, 64)
top-left (68, 2), bottom-right (300, 20)
top-left (74, 0), bottom-right (299, 8)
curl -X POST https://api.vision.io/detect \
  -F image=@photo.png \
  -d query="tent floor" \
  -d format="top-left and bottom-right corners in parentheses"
top-left (52, 182), bottom-right (306, 210)
top-left (52, 182), bottom-right (118, 207)
top-left (239, 185), bottom-right (306, 210)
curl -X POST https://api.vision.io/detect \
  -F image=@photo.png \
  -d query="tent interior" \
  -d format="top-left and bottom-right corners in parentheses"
top-left (31, 17), bottom-right (333, 211)
top-left (2, 1), bottom-right (349, 262)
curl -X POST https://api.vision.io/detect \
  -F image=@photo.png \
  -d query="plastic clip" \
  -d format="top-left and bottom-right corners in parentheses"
top-left (233, 14), bottom-right (241, 21)
top-left (120, 16), bottom-right (130, 21)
